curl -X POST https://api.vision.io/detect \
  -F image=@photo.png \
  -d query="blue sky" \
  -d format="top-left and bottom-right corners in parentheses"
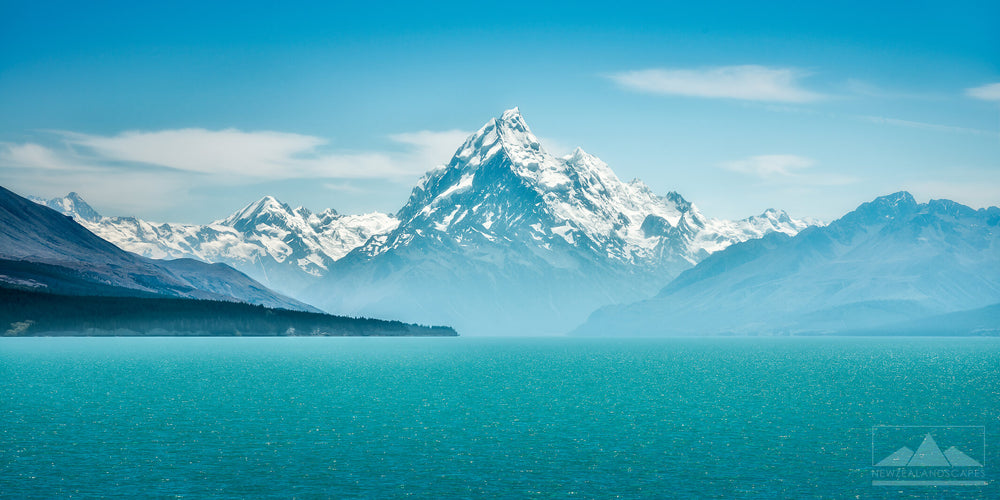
top-left (1, 1), bottom-right (998, 222)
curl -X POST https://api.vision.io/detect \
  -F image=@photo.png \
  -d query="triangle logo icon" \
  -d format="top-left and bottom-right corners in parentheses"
top-left (944, 446), bottom-right (983, 467)
top-left (907, 434), bottom-right (951, 466)
top-left (875, 446), bottom-right (914, 466)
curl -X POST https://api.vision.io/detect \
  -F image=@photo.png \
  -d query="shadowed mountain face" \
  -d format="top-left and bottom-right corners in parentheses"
top-left (309, 108), bottom-right (814, 335)
top-left (1, 186), bottom-right (315, 312)
top-left (573, 192), bottom-right (1000, 336)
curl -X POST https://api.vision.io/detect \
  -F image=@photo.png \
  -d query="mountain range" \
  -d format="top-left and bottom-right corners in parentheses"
top-left (32, 109), bottom-right (815, 335)
top-left (19, 108), bottom-right (997, 336)
top-left (2, 185), bottom-right (312, 311)
top-left (573, 192), bottom-right (1000, 335)
top-left (51, 108), bottom-right (1000, 337)
top-left (310, 108), bottom-right (815, 334)
top-left (2, 185), bottom-right (459, 336)
top-left (31, 192), bottom-right (397, 296)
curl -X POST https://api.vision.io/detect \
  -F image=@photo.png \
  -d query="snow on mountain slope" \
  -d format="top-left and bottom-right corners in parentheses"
top-left (208, 195), bottom-right (399, 284)
top-left (573, 192), bottom-right (1000, 336)
top-left (359, 108), bottom-right (811, 269)
top-left (33, 108), bottom-right (817, 334)
top-left (3, 186), bottom-right (315, 312)
top-left (28, 192), bottom-right (102, 223)
top-left (33, 193), bottom-right (398, 295)
top-left (315, 108), bottom-right (816, 335)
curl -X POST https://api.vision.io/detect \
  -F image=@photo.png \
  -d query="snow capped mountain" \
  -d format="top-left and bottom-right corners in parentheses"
top-left (357, 107), bottom-right (810, 271)
top-left (211, 195), bottom-right (398, 277)
top-left (28, 192), bottom-right (102, 223)
top-left (573, 192), bottom-right (1000, 336)
top-left (33, 193), bottom-right (398, 295)
top-left (31, 108), bottom-right (817, 334)
top-left (314, 108), bottom-right (816, 335)
top-left (3, 186), bottom-right (313, 311)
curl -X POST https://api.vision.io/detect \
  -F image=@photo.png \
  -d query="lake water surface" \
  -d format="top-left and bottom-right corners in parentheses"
top-left (1, 337), bottom-right (997, 498)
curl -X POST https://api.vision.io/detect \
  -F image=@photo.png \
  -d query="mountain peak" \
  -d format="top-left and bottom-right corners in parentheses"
top-left (927, 198), bottom-right (979, 219)
top-left (567, 146), bottom-right (595, 162)
top-left (874, 191), bottom-right (917, 207)
top-left (446, 108), bottom-right (539, 167)
top-left (253, 195), bottom-right (284, 208)
top-left (62, 192), bottom-right (102, 222)
top-left (29, 191), bottom-right (103, 223)
top-left (494, 107), bottom-right (543, 156)
top-left (759, 208), bottom-right (792, 222)
top-left (246, 195), bottom-right (288, 215)
top-left (846, 191), bottom-right (919, 224)
top-left (218, 195), bottom-right (295, 229)
top-left (664, 191), bottom-right (692, 212)
top-left (499, 106), bottom-right (522, 122)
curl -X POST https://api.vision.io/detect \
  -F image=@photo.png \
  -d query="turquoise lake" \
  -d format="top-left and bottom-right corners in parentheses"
top-left (1, 337), bottom-right (997, 498)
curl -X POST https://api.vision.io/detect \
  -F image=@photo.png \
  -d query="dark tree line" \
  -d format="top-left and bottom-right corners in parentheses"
top-left (0, 287), bottom-right (457, 337)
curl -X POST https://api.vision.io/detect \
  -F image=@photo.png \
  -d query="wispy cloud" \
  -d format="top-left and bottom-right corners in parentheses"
top-left (966, 82), bottom-right (1000, 102)
top-left (537, 136), bottom-right (573, 157)
top-left (857, 115), bottom-right (996, 137)
top-left (0, 142), bottom-right (101, 172)
top-left (844, 79), bottom-right (941, 100)
top-left (54, 128), bottom-right (471, 179)
top-left (721, 154), bottom-right (857, 186)
top-left (0, 152), bottom-right (196, 216)
top-left (607, 65), bottom-right (825, 103)
top-left (747, 102), bottom-right (997, 138)
top-left (323, 182), bottom-right (367, 194)
top-left (0, 127), bottom-right (471, 216)
top-left (722, 154), bottom-right (815, 177)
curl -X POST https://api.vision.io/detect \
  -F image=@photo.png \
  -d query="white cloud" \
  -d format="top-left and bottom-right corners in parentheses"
top-left (966, 82), bottom-right (1000, 102)
top-left (0, 127), bottom-right (472, 218)
top-left (387, 129), bottom-right (471, 170)
top-left (722, 154), bottom-right (815, 177)
top-left (844, 79), bottom-right (939, 100)
top-left (858, 115), bottom-right (996, 137)
top-left (607, 65), bottom-right (825, 103)
top-left (0, 142), bottom-right (99, 171)
top-left (55, 128), bottom-right (471, 179)
top-left (1, 159), bottom-right (195, 216)
top-left (721, 154), bottom-right (856, 186)
top-left (63, 129), bottom-right (326, 176)
top-left (323, 182), bottom-right (367, 194)
top-left (749, 102), bottom-right (997, 138)
top-left (537, 136), bottom-right (573, 157)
